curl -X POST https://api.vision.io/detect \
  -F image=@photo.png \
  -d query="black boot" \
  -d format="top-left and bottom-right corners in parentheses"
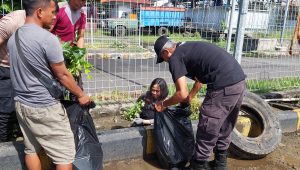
top-left (211, 150), bottom-right (228, 170)
top-left (192, 160), bottom-right (210, 170)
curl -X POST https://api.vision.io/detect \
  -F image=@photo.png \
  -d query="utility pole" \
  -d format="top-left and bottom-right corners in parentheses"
top-left (233, 0), bottom-right (250, 64)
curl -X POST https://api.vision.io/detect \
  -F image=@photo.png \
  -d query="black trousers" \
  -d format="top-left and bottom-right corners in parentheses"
top-left (194, 80), bottom-right (245, 161)
top-left (0, 66), bottom-right (18, 142)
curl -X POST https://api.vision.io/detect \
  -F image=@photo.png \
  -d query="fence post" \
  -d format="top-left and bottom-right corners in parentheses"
top-left (1, 0), bottom-right (3, 16)
top-left (280, 0), bottom-right (290, 46)
top-left (91, 15), bottom-right (94, 46)
top-left (226, 0), bottom-right (236, 53)
top-left (233, 0), bottom-right (250, 64)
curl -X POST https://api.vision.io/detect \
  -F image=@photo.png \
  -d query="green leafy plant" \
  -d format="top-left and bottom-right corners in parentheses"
top-left (194, 31), bottom-right (201, 38)
top-left (0, 0), bottom-right (22, 14)
top-left (220, 19), bottom-right (227, 32)
top-left (122, 100), bottom-right (145, 121)
top-left (62, 42), bottom-right (93, 79)
top-left (111, 41), bottom-right (128, 49)
top-left (190, 98), bottom-right (201, 120)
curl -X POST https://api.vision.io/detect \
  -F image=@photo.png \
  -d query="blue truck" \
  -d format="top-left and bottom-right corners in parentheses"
top-left (107, 6), bottom-right (186, 36)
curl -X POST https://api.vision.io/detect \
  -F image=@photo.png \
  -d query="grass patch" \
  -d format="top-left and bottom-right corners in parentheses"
top-left (140, 33), bottom-right (205, 44)
top-left (85, 32), bottom-right (233, 51)
top-left (251, 29), bottom-right (294, 39)
top-left (246, 77), bottom-right (300, 93)
top-left (86, 43), bottom-right (147, 52)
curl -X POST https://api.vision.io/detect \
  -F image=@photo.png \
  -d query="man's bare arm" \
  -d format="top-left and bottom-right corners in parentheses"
top-left (187, 78), bottom-right (202, 102)
top-left (155, 76), bottom-right (188, 112)
top-left (76, 29), bottom-right (85, 48)
top-left (0, 37), bottom-right (5, 46)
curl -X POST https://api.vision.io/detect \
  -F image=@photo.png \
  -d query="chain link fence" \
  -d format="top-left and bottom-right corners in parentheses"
top-left (1, 0), bottom-right (300, 103)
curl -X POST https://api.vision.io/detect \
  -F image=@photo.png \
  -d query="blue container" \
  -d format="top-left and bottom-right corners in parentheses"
top-left (139, 7), bottom-right (185, 28)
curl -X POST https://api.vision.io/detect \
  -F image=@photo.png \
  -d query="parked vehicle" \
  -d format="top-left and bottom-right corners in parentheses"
top-left (107, 6), bottom-right (186, 36)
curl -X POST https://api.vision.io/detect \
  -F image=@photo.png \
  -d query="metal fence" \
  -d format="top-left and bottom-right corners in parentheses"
top-left (1, 0), bottom-right (300, 103)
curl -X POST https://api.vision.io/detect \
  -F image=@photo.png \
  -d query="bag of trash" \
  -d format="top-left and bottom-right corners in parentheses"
top-left (62, 100), bottom-right (103, 170)
top-left (153, 104), bottom-right (195, 169)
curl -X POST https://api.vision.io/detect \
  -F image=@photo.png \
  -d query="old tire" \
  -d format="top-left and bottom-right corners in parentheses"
top-left (158, 27), bottom-right (169, 36)
top-left (229, 91), bottom-right (282, 159)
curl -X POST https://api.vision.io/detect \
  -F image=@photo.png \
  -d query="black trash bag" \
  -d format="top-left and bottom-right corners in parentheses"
top-left (154, 105), bottom-right (195, 169)
top-left (62, 100), bottom-right (103, 170)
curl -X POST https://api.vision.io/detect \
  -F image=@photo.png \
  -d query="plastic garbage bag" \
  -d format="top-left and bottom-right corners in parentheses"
top-left (62, 100), bottom-right (103, 170)
top-left (154, 104), bottom-right (195, 169)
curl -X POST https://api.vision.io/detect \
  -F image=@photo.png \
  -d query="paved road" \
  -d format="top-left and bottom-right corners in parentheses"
top-left (82, 55), bottom-right (300, 95)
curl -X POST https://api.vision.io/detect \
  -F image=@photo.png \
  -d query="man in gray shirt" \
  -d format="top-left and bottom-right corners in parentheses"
top-left (8, 0), bottom-right (91, 169)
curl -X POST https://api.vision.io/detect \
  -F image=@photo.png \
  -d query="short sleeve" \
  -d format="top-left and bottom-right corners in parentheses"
top-left (0, 11), bottom-right (24, 41)
top-left (169, 53), bottom-right (187, 82)
top-left (42, 34), bottom-right (64, 64)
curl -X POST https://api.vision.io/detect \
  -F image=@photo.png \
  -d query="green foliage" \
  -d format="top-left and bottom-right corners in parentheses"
top-left (111, 41), bottom-right (128, 49)
top-left (62, 42), bottom-right (93, 79)
top-left (0, 0), bottom-right (22, 14)
top-left (122, 100), bottom-right (145, 121)
top-left (0, 4), bottom-right (12, 13)
top-left (251, 29), bottom-right (294, 39)
top-left (220, 19), bottom-right (227, 32)
top-left (194, 31), bottom-right (201, 38)
top-left (190, 98), bottom-right (201, 120)
top-left (246, 77), bottom-right (300, 93)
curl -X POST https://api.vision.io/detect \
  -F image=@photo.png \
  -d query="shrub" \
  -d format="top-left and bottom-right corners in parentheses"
top-left (194, 31), bottom-right (201, 38)
top-left (122, 100), bottom-right (144, 121)
top-left (190, 97), bottom-right (201, 120)
top-left (62, 42), bottom-right (93, 79)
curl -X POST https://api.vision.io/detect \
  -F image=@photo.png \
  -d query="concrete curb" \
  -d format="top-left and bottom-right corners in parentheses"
top-left (87, 51), bottom-right (155, 60)
top-left (278, 109), bottom-right (300, 133)
top-left (0, 110), bottom-right (299, 169)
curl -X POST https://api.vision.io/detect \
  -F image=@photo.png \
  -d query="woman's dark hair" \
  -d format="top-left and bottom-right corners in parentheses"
top-left (149, 78), bottom-right (169, 101)
top-left (23, 0), bottom-right (51, 16)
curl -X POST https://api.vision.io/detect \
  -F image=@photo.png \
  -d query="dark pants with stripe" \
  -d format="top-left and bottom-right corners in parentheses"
top-left (194, 80), bottom-right (245, 161)
top-left (0, 66), bottom-right (18, 142)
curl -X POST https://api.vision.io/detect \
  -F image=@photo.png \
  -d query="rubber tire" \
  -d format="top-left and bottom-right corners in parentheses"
top-left (158, 27), bottom-right (169, 36)
top-left (115, 26), bottom-right (126, 37)
top-left (229, 91), bottom-right (282, 159)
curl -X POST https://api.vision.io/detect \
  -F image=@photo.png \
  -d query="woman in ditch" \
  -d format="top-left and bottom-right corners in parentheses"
top-left (132, 78), bottom-right (169, 126)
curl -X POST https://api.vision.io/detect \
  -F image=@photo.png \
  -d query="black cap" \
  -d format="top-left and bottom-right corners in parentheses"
top-left (154, 36), bottom-right (170, 64)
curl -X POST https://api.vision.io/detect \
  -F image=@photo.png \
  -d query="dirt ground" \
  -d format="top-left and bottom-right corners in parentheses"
top-left (104, 132), bottom-right (300, 170)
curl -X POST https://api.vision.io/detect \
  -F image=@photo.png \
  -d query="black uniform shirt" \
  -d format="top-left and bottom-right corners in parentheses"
top-left (168, 41), bottom-right (246, 90)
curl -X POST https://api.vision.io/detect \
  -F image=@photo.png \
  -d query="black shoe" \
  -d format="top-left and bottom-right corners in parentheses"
top-left (192, 160), bottom-right (211, 170)
top-left (211, 150), bottom-right (228, 170)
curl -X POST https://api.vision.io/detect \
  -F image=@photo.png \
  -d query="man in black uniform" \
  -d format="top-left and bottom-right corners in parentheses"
top-left (154, 36), bottom-right (246, 170)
